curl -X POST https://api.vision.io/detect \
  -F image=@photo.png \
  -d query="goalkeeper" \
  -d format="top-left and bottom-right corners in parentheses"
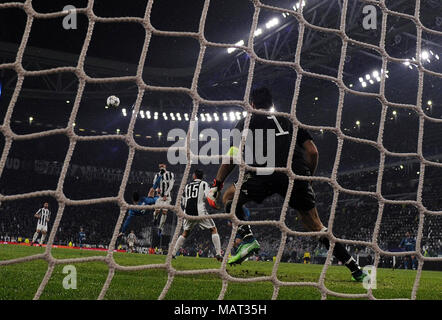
top-left (207, 87), bottom-right (368, 282)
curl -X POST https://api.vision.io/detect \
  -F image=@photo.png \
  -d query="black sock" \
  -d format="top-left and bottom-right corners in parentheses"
top-left (319, 237), bottom-right (360, 273)
top-left (238, 225), bottom-right (254, 242)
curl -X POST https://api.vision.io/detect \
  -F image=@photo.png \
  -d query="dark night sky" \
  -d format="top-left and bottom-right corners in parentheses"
top-left (0, 0), bottom-right (275, 68)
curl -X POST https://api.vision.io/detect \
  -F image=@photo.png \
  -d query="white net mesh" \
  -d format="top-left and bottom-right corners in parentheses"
top-left (0, 0), bottom-right (441, 300)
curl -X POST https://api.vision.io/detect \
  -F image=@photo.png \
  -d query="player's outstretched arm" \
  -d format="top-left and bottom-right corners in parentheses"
top-left (207, 144), bottom-right (239, 209)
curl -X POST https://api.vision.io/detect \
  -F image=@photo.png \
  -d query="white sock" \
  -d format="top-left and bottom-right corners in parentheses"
top-left (212, 233), bottom-right (221, 256)
top-left (159, 213), bottom-right (167, 230)
top-left (40, 234), bottom-right (46, 244)
top-left (32, 232), bottom-right (39, 243)
top-left (173, 235), bottom-right (186, 256)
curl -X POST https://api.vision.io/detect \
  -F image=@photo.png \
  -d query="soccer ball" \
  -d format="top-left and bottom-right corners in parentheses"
top-left (106, 95), bottom-right (120, 108)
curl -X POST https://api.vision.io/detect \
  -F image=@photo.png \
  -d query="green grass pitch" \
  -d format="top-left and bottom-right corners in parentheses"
top-left (1, 244), bottom-right (441, 300)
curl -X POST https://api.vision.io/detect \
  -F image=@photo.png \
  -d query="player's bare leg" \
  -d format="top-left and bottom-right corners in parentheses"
top-left (298, 207), bottom-right (368, 281)
top-left (172, 229), bottom-right (189, 258)
top-left (32, 230), bottom-right (40, 245)
top-left (297, 207), bottom-right (324, 232)
top-left (158, 209), bottom-right (168, 237)
top-left (40, 231), bottom-right (46, 245)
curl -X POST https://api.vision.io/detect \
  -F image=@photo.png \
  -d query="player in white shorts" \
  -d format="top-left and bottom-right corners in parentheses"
top-left (127, 230), bottom-right (137, 253)
top-left (153, 163), bottom-right (175, 236)
top-left (32, 202), bottom-right (51, 246)
top-left (172, 169), bottom-right (222, 261)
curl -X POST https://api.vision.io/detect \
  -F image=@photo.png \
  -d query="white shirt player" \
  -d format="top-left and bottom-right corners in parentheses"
top-left (127, 232), bottom-right (137, 244)
top-left (35, 206), bottom-right (50, 232)
top-left (181, 179), bottom-right (215, 231)
top-left (153, 170), bottom-right (175, 199)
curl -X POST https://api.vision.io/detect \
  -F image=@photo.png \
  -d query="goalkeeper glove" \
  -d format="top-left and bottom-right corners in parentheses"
top-left (207, 179), bottom-right (224, 209)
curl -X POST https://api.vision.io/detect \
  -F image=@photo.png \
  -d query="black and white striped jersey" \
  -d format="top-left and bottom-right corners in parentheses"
top-left (181, 179), bottom-right (210, 216)
top-left (36, 208), bottom-right (50, 226)
top-left (153, 171), bottom-right (175, 197)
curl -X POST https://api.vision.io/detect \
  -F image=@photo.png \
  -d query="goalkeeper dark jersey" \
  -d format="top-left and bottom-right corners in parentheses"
top-left (232, 113), bottom-right (316, 211)
top-left (233, 114), bottom-right (313, 174)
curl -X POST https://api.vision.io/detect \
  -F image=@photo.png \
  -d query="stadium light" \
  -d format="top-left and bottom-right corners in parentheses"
top-left (392, 110), bottom-right (397, 116)
top-left (235, 112), bottom-right (241, 120)
top-left (184, 113), bottom-right (189, 121)
top-left (361, 82), bottom-right (367, 88)
top-left (372, 70), bottom-right (379, 78)
top-left (421, 51), bottom-right (429, 60)
top-left (200, 113), bottom-right (206, 122)
top-left (223, 113), bottom-right (228, 121)
top-left (265, 18), bottom-right (279, 29)
top-left (254, 28), bottom-right (262, 37)
top-left (356, 120), bottom-right (360, 126)
top-left (227, 40), bottom-right (244, 54)
top-left (365, 74), bottom-right (371, 80)
top-left (359, 77), bottom-right (363, 83)
top-left (314, 97), bottom-right (319, 101)
top-left (294, 1), bottom-right (306, 10)
top-left (29, 116), bottom-right (34, 124)
top-left (229, 112), bottom-right (236, 122)
top-left (270, 106), bottom-right (275, 113)
top-left (427, 100), bottom-right (432, 106)
top-left (206, 113), bottom-right (212, 122)
top-left (122, 108), bottom-right (127, 117)
top-left (242, 111), bottom-right (247, 118)
top-left (158, 132), bottom-right (162, 137)
top-left (140, 110), bottom-right (145, 119)
top-left (116, 129), bottom-right (120, 134)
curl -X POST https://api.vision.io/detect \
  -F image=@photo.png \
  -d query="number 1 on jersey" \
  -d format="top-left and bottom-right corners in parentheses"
top-left (267, 115), bottom-right (289, 136)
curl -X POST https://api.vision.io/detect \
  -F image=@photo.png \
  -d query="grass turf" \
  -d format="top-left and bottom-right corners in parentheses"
top-left (0, 244), bottom-right (441, 300)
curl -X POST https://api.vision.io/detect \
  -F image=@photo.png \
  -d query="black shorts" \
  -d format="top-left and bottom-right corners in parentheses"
top-left (237, 171), bottom-right (316, 212)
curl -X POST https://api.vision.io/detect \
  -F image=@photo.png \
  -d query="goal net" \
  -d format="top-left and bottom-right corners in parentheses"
top-left (0, 0), bottom-right (441, 300)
